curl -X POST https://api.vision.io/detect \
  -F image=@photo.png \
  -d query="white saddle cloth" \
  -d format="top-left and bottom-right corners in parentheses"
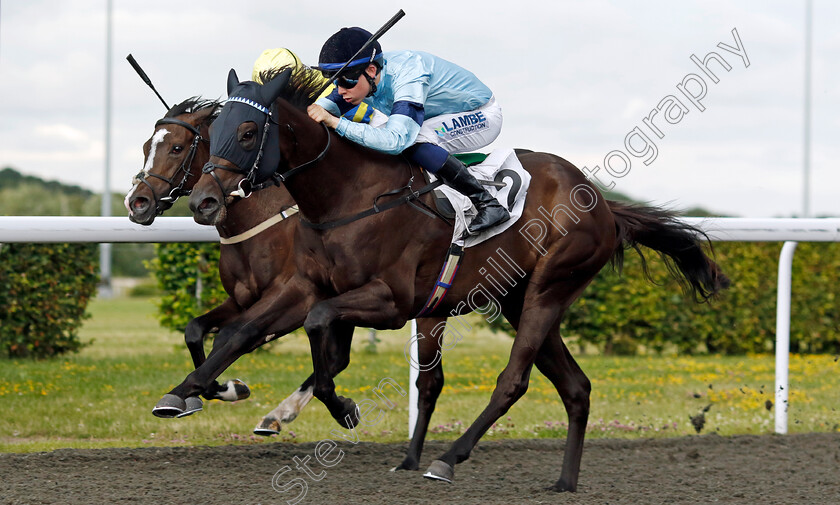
top-left (430, 148), bottom-right (531, 248)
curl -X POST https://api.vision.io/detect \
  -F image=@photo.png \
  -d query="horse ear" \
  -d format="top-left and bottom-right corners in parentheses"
top-left (260, 68), bottom-right (292, 105)
top-left (227, 68), bottom-right (240, 96)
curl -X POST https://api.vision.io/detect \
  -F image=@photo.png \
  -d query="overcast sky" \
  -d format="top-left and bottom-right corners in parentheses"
top-left (0, 0), bottom-right (836, 217)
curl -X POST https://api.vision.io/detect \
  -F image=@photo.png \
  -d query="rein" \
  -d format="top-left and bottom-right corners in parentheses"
top-left (276, 123), bottom-right (331, 182)
top-left (134, 117), bottom-right (206, 212)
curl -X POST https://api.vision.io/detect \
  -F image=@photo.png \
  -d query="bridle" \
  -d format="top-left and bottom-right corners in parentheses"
top-left (201, 98), bottom-right (331, 201)
top-left (133, 117), bottom-right (206, 213)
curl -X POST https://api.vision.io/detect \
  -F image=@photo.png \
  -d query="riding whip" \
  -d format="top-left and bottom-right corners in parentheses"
top-left (126, 54), bottom-right (171, 110)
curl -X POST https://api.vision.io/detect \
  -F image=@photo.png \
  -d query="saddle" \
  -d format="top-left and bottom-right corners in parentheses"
top-left (420, 148), bottom-right (532, 248)
top-left (421, 152), bottom-right (491, 220)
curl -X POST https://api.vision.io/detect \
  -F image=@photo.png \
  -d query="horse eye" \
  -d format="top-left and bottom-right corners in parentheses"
top-left (171, 146), bottom-right (183, 154)
top-left (243, 131), bottom-right (255, 140)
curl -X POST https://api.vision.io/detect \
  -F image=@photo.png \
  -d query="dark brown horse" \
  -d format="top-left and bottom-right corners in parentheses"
top-left (189, 68), bottom-right (728, 491)
top-left (127, 97), bottom-right (446, 470)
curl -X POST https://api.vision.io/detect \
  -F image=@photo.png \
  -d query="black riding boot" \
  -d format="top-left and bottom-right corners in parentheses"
top-left (435, 155), bottom-right (510, 235)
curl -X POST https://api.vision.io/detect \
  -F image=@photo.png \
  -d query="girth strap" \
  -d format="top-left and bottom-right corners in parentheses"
top-left (414, 243), bottom-right (465, 318)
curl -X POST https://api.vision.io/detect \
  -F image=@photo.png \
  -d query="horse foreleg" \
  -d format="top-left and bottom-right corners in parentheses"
top-left (254, 333), bottom-right (353, 435)
top-left (394, 316), bottom-right (446, 471)
top-left (153, 279), bottom-right (312, 417)
top-left (304, 279), bottom-right (403, 429)
top-left (534, 323), bottom-right (591, 492)
top-left (182, 298), bottom-right (253, 401)
top-left (184, 297), bottom-right (240, 368)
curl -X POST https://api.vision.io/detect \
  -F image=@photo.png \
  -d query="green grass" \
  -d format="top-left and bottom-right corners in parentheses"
top-left (1, 297), bottom-right (838, 453)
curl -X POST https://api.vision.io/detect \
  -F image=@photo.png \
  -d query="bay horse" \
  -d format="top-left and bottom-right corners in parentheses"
top-left (127, 97), bottom-right (447, 470)
top-left (126, 98), bottom-right (218, 226)
top-left (189, 68), bottom-right (729, 492)
top-left (126, 98), bottom-right (253, 401)
top-left (126, 98), bottom-right (256, 403)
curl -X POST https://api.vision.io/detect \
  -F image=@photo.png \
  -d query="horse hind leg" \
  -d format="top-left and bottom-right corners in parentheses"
top-left (423, 302), bottom-right (562, 483)
top-left (394, 316), bottom-right (446, 471)
top-left (534, 323), bottom-right (591, 492)
top-left (255, 324), bottom-right (353, 436)
top-left (423, 260), bottom-right (596, 486)
top-left (254, 379), bottom-right (315, 436)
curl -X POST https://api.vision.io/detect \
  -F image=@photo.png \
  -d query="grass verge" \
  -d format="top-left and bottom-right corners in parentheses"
top-left (1, 297), bottom-right (838, 453)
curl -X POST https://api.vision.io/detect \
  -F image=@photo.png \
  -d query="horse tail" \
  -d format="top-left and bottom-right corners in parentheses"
top-left (607, 200), bottom-right (731, 301)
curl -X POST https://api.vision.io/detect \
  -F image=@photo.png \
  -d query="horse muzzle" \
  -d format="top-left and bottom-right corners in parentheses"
top-left (189, 190), bottom-right (224, 226)
top-left (127, 191), bottom-right (156, 226)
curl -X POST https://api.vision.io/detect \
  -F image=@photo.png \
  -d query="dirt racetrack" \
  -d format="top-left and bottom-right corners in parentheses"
top-left (2, 433), bottom-right (839, 504)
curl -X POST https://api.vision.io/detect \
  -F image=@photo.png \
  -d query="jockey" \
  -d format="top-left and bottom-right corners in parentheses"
top-left (307, 28), bottom-right (510, 235)
top-left (252, 47), bottom-right (388, 127)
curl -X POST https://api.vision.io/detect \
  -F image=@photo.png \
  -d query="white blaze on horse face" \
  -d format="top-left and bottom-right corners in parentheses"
top-left (124, 177), bottom-right (144, 213)
top-left (143, 128), bottom-right (170, 174)
top-left (123, 190), bottom-right (133, 213)
top-left (125, 128), bottom-right (170, 213)
top-left (123, 128), bottom-right (169, 214)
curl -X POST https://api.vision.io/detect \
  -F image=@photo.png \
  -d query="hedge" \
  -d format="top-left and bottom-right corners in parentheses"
top-left (0, 243), bottom-right (98, 358)
top-left (483, 241), bottom-right (840, 355)
top-left (148, 242), bottom-right (226, 332)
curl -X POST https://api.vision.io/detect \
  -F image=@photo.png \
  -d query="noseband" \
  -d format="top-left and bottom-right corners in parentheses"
top-left (133, 117), bottom-right (205, 213)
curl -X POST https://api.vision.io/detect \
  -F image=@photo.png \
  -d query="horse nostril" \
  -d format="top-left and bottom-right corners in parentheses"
top-left (132, 197), bottom-right (149, 211)
top-left (198, 197), bottom-right (217, 213)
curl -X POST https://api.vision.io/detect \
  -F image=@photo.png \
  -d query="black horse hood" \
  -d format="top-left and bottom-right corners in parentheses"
top-left (209, 68), bottom-right (290, 185)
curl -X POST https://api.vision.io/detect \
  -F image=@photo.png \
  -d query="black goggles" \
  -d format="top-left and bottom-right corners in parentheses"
top-left (334, 73), bottom-right (363, 89)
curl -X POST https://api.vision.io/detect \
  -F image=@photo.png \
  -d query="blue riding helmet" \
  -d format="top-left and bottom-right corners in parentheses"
top-left (314, 27), bottom-right (383, 80)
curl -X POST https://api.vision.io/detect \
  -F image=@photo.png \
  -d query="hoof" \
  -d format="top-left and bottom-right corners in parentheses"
top-left (152, 394), bottom-right (186, 418)
top-left (207, 379), bottom-right (251, 402)
top-left (423, 460), bottom-right (454, 483)
top-left (333, 396), bottom-right (360, 429)
top-left (390, 457), bottom-right (419, 472)
top-left (546, 480), bottom-right (576, 493)
top-left (253, 416), bottom-right (281, 437)
top-left (176, 396), bottom-right (203, 418)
